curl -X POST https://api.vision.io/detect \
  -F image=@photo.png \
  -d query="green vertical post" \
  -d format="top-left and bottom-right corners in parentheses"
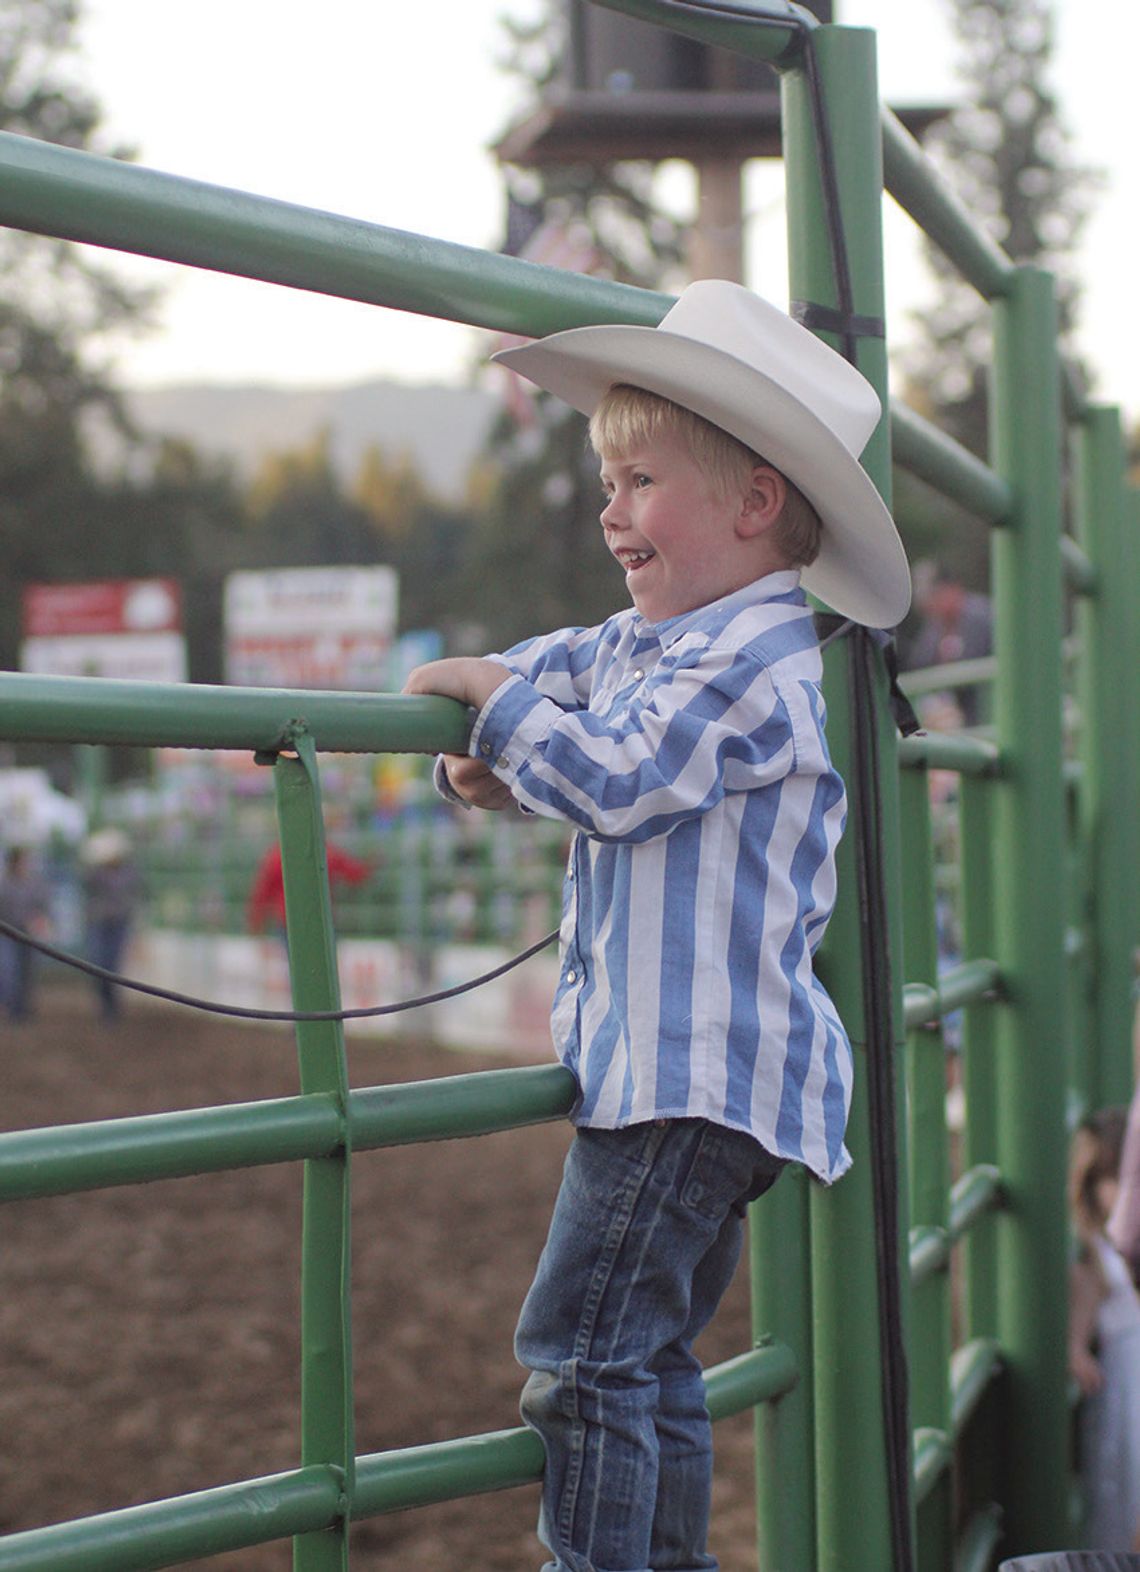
top-left (1074, 406), bottom-right (1140, 1104)
top-left (785, 22), bottom-right (916, 1569)
top-left (988, 266), bottom-right (1071, 1552)
top-left (782, 24), bottom-right (912, 1570)
top-left (898, 768), bottom-right (952, 1572)
top-left (275, 731), bottom-right (354, 1572)
top-left (958, 779), bottom-right (1000, 1341)
top-left (750, 1170), bottom-right (815, 1570)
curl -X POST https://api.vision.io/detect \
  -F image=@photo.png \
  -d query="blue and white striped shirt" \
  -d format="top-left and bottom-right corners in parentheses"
top-left (468, 572), bottom-right (853, 1183)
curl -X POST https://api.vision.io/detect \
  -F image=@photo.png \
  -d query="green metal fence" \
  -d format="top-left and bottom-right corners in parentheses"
top-left (0, 5), bottom-right (1137, 1569)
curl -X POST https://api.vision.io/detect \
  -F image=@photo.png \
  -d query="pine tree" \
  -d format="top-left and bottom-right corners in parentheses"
top-left (902, 0), bottom-right (1099, 465)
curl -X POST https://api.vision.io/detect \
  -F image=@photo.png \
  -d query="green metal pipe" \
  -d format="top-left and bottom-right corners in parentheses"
top-left (1074, 406), bottom-right (1140, 1104)
top-left (1060, 533), bottom-right (1097, 596)
top-left (784, 26), bottom-right (913, 1570)
top-left (902, 959), bottom-right (1002, 1031)
top-left (912, 1427), bottom-right (953, 1507)
top-left (0, 131), bottom-right (666, 340)
top-left (988, 265), bottom-right (1072, 1551)
top-left (751, 1167), bottom-right (817, 1571)
top-left (890, 402), bottom-right (1012, 526)
top-left (937, 959), bottom-right (1003, 1015)
top-left (900, 766), bottom-right (954, 1568)
top-left (909, 1167), bottom-right (1004, 1288)
top-left (950, 1339), bottom-right (1004, 1438)
top-left (0, 1068), bottom-right (578, 1202)
top-left (0, 1466), bottom-right (343, 1572)
top-left (275, 741), bottom-right (354, 1571)
top-left (350, 1343), bottom-right (798, 1517)
top-left (897, 731), bottom-right (1000, 777)
top-left (590, 0), bottom-right (814, 61)
top-left (880, 110), bottom-right (1011, 300)
top-left (0, 672), bottom-right (470, 756)
top-left (959, 781), bottom-right (1001, 1344)
top-left (348, 1064), bottom-right (577, 1148)
top-left (0, 1095), bottom-right (342, 1201)
top-left (949, 1165), bottom-right (1003, 1242)
top-left (953, 1504), bottom-right (1006, 1572)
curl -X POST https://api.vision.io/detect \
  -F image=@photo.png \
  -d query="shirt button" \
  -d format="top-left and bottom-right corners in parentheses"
top-left (566, 969), bottom-right (577, 984)
top-left (496, 755), bottom-right (509, 769)
top-left (633, 668), bottom-right (645, 680)
top-left (479, 741), bottom-right (492, 755)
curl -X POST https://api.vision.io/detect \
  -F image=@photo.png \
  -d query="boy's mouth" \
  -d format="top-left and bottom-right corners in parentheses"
top-left (616, 548), bottom-right (656, 573)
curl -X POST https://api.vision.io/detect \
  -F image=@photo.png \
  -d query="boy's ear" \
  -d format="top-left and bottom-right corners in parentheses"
top-left (737, 465), bottom-right (786, 537)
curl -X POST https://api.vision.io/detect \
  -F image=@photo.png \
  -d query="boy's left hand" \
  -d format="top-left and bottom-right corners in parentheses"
top-left (402, 658), bottom-right (512, 711)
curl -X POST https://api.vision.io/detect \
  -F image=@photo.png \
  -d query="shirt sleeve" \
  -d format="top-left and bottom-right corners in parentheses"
top-left (469, 643), bottom-right (798, 843)
top-left (488, 622), bottom-right (610, 712)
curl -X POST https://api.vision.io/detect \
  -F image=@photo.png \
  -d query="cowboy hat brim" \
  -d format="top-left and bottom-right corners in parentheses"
top-left (494, 324), bottom-right (911, 628)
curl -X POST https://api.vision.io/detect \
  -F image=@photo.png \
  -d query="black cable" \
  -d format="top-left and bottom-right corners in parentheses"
top-left (0, 916), bottom-right (559, 1024)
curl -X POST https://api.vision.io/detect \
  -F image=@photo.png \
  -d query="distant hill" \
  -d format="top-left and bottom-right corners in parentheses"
top-left (123, 379), bottom-right (501, 504)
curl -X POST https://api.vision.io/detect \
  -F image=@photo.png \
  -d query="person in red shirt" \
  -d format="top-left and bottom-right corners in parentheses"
top-left (246, 841), bottom-right (371, 936)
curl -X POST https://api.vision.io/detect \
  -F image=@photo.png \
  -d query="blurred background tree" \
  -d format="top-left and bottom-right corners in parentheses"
top-left (457, 0), bottom-right (688, 650)
top-left (894, 0), bottom-right (1100, 589)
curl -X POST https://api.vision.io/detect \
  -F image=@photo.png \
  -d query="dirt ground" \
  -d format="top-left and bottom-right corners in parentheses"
top-left (0, 982), bottom-right (761, 1571)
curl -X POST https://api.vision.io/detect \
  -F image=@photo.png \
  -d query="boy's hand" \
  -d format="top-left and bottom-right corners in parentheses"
top-left (402, 657), bottom-right (511, 711)
top-left (402, 659), bottom-right (516, 812)
top-left (440, 753), bottom-right (515, 811)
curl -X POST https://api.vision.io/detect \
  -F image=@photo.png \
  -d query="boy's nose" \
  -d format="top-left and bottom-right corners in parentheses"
top-left (600, 495), bottom-right (625, 530)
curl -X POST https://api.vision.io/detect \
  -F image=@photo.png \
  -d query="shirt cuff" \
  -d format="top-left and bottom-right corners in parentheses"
top-left (469, 673), bottom-right (562, 789)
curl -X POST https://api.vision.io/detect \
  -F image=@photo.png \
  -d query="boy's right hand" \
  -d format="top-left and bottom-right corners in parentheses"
top-left (441, 753), bottom-right (515, 811)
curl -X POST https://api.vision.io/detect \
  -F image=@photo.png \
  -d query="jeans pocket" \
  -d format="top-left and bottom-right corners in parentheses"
top-left (679, 1122), bottom-right (784, 1220)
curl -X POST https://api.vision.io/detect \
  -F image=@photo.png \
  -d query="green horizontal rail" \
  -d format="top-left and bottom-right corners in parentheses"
top-left (0, 131), bottom-right (667, 341)
top-left (0, 1345), bottom-right (796, 1570)
top-left (910, 1164), bottom-right (1003, 1287)
top-left (349, 1064), bottom-right (578, 1148)
top-left (951, 1337), bottom-right (1004, 1436)
top-left (354, 1341), bottom-right (797, 1517)
top-left (899, 655), bottom-right (996, 699)
top-left (880, 109), bottom-right (1012, 301)
top-left (1060, 533), bottom-right (1097, 594)
top-left (890, 403), bottom-right (1012, 526)
top-left (0, 1066), bottom-right (578, 1201)
top-left (0, 1465), bottom-right (344, 1572)
top-left (583, 0), bottom-right (814, 61)
top-left (912, 1337), bottom-right (1004, 1509)
top-left (953, 1504), bottom-right (1005, 1572)
top-left (897, 729), bottom-right (1001, 777)
top-left (0, 672), bottom-right (469, 755)
top-left (913, 1426), bottom-right (954, 1507)
top-left (902, 957), bottom-right (1002, 1030)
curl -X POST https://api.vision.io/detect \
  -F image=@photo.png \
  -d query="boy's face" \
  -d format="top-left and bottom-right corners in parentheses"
top-left (598, 437), bottom-right (783, 623)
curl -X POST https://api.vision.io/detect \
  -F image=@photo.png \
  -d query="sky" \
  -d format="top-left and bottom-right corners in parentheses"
top-left (69, 0), bottom-right (1139, 424)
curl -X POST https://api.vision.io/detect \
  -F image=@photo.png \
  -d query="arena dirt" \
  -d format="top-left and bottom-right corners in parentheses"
top-left (0, 985), bottom-right (761, 1570)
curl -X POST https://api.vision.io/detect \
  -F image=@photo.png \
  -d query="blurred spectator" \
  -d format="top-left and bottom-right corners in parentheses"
top-left (902, 563), bottom-right (994, 725)
top-left (0, 846), bottom-right (52, 1022)
top-left (1069, 1105), bottom-right (1140, 1550)
top-left (247, 841), bottom-right (371, 937)
top-left (81, 828), bottom-right (141, 1022)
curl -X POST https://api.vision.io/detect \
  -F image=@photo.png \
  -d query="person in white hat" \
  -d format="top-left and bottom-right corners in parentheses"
top-left (403, 280), bottom-right (911, 1572)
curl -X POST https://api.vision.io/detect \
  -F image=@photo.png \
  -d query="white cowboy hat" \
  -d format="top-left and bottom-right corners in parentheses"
top-left (493, 279), bottom-right (911, 628)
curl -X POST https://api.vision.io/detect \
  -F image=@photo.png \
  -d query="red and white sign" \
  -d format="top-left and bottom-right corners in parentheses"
top-left (20, 579), bottom-right (187, 682)
top-left (224, 566), bottom-right (398, 691)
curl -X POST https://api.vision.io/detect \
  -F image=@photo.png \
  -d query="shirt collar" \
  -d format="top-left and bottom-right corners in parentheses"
top-left (634, 571), bottom-right (804, 651)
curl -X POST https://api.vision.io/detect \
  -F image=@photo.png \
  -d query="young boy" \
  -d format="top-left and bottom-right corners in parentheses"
top-left (403, 280), bottom-right (910, 1572)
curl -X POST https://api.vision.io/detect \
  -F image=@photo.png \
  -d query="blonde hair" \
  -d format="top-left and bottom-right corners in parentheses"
top-left (589, 383), bottom-right (822, 568)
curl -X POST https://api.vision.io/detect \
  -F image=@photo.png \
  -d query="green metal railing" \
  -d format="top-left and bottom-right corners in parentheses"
top-left (0, 4), bottom-right (1137, 1569)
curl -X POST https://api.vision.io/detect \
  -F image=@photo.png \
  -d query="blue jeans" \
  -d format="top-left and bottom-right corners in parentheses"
top-left (515, 1119), bottom-right (786, 1572)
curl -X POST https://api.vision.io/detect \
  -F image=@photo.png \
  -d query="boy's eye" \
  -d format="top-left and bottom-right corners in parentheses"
top-left (633, 473), bottom-right (652, 489)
